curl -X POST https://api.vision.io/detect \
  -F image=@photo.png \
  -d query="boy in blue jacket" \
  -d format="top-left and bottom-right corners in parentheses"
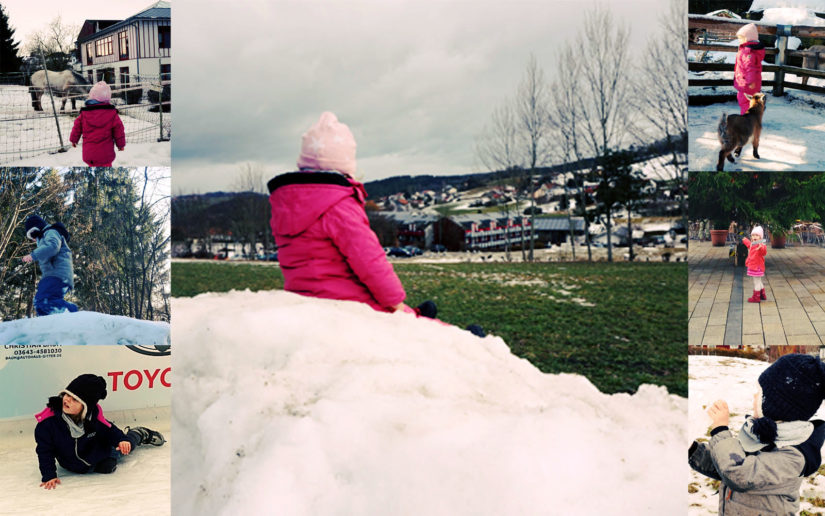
top-left (34, 374), bottom-right (165, 489)
top-left (21, 215), bottom-right (78, 316)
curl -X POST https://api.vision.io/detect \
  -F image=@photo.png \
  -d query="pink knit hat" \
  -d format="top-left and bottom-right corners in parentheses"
top-left (751, 225), bottom-right (764, 239)
top-left (88, 81), bottom-right (111, 103)
top-left (297, 112), bottom-right (357, 177)
top-left (736, 23), bottom-right (759, 43)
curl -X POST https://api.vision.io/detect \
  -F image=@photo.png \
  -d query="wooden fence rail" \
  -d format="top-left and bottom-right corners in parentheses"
top-left (688, 14), bottom-right (825, 97)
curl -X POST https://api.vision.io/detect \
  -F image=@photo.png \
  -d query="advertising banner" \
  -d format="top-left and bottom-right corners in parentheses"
top-left (0, 345), bottom-right (171, 421)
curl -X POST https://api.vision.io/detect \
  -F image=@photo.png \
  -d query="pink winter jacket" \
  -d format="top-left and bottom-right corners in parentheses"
top-left (743, 237), bottom-right (767, 276)
top-left (734, 42), bottom-right (766, 95)
top-left (69, 104), bottom-right (126, 166)
top-left (268, 171), bottom-right (406, 312)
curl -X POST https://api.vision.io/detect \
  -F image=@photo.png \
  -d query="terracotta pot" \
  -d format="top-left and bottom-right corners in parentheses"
top-left (770, 234), bottom-right (786, 249)
top-left (710, 229), bottom-right (728, 246)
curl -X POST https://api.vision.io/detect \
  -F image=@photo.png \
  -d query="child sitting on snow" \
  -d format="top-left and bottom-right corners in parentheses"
top-left (742, 225), bottom-right (767, 303)
top-left (35, 374), bottom-right (165, 490)
top-left (21, 215), bottom-right (78, 316)
top-left (69, 81), bottom-right (126, 167)
top-left (733, 23), bottom-right (766, 115)
top-left (689, 354), bottom-right (825, 515)
top-left (267, 112), bottom-right (482, 335)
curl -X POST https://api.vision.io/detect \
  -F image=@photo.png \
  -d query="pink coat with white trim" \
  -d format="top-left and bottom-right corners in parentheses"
top-left (734, 42), bottom-right (766, 95)
top-left (743, 237), bottom-right (767, 277)
top-left (268, 171), bottom-right (406, 312)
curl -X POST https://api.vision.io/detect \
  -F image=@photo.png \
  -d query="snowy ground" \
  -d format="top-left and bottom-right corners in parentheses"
top-left (0, 311), bottom-right (170, 345)
top-left (689, 93), bottom-right (825, 171)
top-left (11, 141), bottom-right (171, 167)
top-left (172, 289), bottom-right (687, 515)
top-left (0, 85), bottom-right (171, 166)
top-left (0, 407), bottom-right (171, 515)
top-left (688, 355), bottom-right (825, 515)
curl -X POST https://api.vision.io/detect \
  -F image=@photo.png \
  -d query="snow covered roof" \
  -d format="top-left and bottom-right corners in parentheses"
top-left (749, 0), bottom-right (825, 14)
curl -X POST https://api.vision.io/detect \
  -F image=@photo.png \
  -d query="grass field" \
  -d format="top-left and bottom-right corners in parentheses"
top-left (172, 260), bottom-right (687, 397)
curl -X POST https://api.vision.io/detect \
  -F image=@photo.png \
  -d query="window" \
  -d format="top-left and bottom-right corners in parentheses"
top-left (160, 64), bottom-right (171, 82)
top-left (86, 43), bottom-right (93, 65)
top-left (118, 31), bottom-right (129, 59)
top-left (96, 68), bottom-right (114, 84)
top-left (95, 36), bottom-right (113, 57)
top-left (119, 66), bottom-right (130, 86)
top-left (158, 26), bottom-right (170, 49)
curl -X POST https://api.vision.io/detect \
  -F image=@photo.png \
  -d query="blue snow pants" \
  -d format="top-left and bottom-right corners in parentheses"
top-left (34, 276), bottom-right (78, 316)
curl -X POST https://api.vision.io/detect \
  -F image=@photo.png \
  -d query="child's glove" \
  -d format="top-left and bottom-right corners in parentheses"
top-left (118, 147), bottom-right (125, 151)
top-left (71, 143), bottom-right (76, 147)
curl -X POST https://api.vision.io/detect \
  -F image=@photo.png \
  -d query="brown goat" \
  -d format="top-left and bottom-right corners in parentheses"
top-left (716, 93), bottom-right (766, 171)
top-left (801, 45), bottom-right (825, 86)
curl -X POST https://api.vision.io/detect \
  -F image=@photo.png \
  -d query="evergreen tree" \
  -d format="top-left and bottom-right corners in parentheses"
top-left (0, 4), bottom-right (22, 74)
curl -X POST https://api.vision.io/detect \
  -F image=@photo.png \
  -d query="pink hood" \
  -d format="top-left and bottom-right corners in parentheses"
top-left (269, 171), bottom-right (405, 311)
top-left (35, 403), bottom-right (112, 427)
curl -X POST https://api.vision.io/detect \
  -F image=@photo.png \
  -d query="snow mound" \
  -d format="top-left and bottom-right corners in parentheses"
top-left (0, 312), bottom-right (170, 346)
top-left (172, 290), bottom-right (687, 515)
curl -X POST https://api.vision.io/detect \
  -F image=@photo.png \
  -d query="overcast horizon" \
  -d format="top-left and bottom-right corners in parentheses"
top-left (172, 0), bottom-right (667, 194)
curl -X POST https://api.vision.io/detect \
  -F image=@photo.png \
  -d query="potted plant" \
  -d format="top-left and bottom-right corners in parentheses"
top-left (768, 225), bottom-right (788, 249)
top-left (710, 218), bottom-right (729, 247)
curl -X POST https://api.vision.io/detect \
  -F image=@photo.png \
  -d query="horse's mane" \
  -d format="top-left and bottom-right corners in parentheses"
top-left (69, 69), bottom-right (89, 84)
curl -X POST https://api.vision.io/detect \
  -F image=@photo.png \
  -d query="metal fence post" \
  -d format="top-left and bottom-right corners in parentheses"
top-left (773, 24), bottom-right (791, 97)
top-left (39, 51), bottom-right (67, 152)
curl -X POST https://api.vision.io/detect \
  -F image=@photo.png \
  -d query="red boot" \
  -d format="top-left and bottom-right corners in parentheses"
top-left (747, 290), bottom-right (761, 303)
top-left (760, 288), bottom-right (767, 300)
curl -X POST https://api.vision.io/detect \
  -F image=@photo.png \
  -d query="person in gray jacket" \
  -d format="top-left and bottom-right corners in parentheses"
top-left (689, 354), bottom-right (825, 515)
top-left (22, 215), bottom-right (78, 316)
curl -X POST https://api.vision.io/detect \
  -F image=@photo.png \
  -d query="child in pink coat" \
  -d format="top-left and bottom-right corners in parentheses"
top-left (268, 112), bottom-right (484, 335)
top-left (734, 23), bottom-right (766, 115)
top-left (269, 112), bottom-right (416, 314)
top-left (743, 225), bottom-right (767, 303)
top-left (69, 81), bottom-right (126, 167)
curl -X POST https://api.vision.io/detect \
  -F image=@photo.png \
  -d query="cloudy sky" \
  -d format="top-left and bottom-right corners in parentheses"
top-left (172, 0), bottom-right (672, 193)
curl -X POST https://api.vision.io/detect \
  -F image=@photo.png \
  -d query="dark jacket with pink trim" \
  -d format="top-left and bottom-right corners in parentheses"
top-left (34, 396), bottom-right (127, 482)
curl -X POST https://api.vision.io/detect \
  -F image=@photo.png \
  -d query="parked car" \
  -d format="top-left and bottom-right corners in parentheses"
top-left (387, 247), bottom-right (412, 257)
top-left (431, 244), bottom-right (447, 253)
top-left (259, 251), bottom-right (279, 261)
top-left (403, 245), bottom-right (423, 256)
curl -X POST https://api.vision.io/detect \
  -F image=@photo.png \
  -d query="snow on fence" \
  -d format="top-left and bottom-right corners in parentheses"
top-left (688, 15), bottom-right (825, 99)
top-left (0, 76), bottom-right (170, 164)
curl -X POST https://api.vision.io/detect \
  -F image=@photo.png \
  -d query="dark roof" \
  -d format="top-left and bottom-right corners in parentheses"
top-left (533, 217), bottom-right (585, 231)
top-left (77, 1), bottom-right (170, 43)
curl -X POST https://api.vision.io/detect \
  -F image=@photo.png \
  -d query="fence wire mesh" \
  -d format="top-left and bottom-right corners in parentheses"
top-left (0, 76), bottom-right (170, 164)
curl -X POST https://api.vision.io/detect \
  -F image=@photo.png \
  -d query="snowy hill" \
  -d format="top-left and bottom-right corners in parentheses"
top-left (0, 312), bottom-right (170, 345)
top-left (172, 290), bottom-right (687, 515)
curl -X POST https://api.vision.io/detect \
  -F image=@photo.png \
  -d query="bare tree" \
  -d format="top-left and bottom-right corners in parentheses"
top-left (550, 43), bottom-right (591, 261)
top-left (578, 5), bottom-right (631, 158)
top-left (25, 16), bottom-right (78, 57)
top-left (476, 54), bottom-right (553, 262)
top-left (231, 162), bottom-right (270, 258)
top-left (476, 101), bottom-right (521, 260)
top-left (630, 0), bottom-right (688, 243)
top-left (518, 55), bottom-right (553, 261)
top-left (574, 5), bottom-right (632, 262)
